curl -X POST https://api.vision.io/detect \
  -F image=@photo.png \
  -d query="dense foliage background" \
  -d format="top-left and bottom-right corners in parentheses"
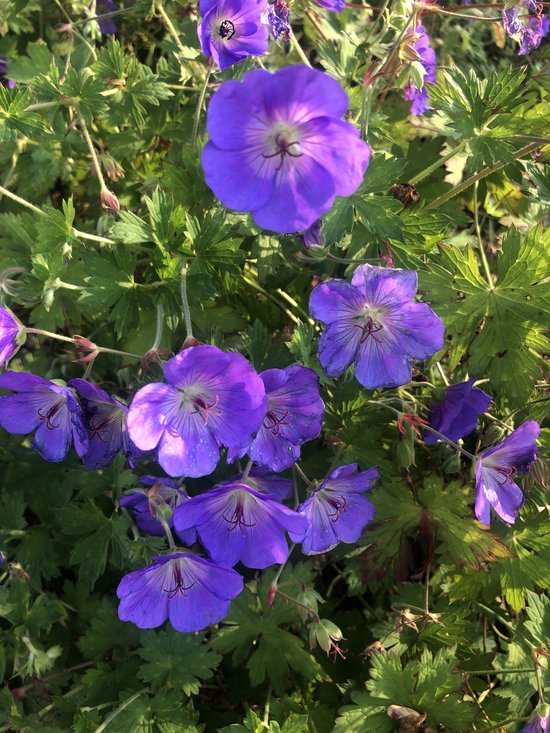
top-left (0, 0), bottom-right (549, 731)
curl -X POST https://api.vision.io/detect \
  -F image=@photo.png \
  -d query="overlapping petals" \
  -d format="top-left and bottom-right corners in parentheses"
top-left (198, 0), bottom-right (268, 69)
top-left (425, 378), bottom-right (492, 444)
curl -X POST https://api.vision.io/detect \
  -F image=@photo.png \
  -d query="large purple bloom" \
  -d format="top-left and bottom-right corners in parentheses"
top-left (402, 25), bottom-right (436, 116)
top-left (117, 553), bottom-right (243, 632)
top-left (0, 307), bottom-right (24, 367)
top-left (475, 420), bottom-right (540, 525)
top-left (127, 345), bottom-right (267, 478)
top-left (0, 57), bottom-right (15, 89)
top-left (173, 480), bottom-right (307, 569)
top-left (119, 476), bottom-right (197, 545)
top-left (202, 65), bottom-right (370, 234)
top-left (69, 378), bottom-right (142, 469)
top-left (232, 365), bottom-right (324, 471)
top-left (502, 0), bottom-right (549, 54)
top-left (309, 265), bottom-right (444, 390)
top-left (0, 372), bottom-right (88, 462)
top-left (289, 464), bottom-right (378, 554)
top-left (425, 378), bottom-right (492, 445)
top-left (198, 0), bottom-right (268, 70)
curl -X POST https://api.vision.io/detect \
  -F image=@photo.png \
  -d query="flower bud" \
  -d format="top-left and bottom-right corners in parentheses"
top-left (295, 587), bottom-right (323, 622)
top-left (311, 619), bottom-right (344, 654)
top-left (396, 438), bottom-right (415, 470)
top-left (100, 189), bottom-right (120, 212)
top-left (481, 423), bottom-right (506, 447)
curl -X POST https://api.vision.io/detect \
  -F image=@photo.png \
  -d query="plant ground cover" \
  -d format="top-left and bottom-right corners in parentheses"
top-left (0, 1), bottom-right (548, 731)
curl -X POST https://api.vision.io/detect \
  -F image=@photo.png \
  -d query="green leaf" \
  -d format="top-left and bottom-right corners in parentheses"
top-left (137, 630), bottom-right (222, 695)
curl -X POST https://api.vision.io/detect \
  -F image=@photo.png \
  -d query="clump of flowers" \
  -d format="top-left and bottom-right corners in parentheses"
top-left (198, 0), bottom-right (269, 69)
top-left (309, 265), bottom-right (444, 389)
top-left (401, 24), bottom-right (436, 115)
top-left (502, 0), bottom-right (549, 54)
top-left (202, 65), bottom-right (371, 233)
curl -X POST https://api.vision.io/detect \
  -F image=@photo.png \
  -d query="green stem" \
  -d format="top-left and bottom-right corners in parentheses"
top-left (271, 544), bottom-right (297, 588)
top-left (471, 717), bottom-right (530, 733)
top-left (473, 180), bottom-right (494, 289)
top-left (0, 183), bottom-right (43, 214)
top-left (409, 141), bottom-right (467, 185)
top-left (295, 463), bottom-right (315, 488)
top-left (464, 668), bottom-right (537, 675)
top-left (289, 30), bottom-right (312, 67)
top-left (155, 0), bottom-right (187, 53)
top-left (191, 68), bottom-right (212, 148)
top-left (180, 261), bottom-right (193, 339)
top-left (93, 690), bottom-right (146, 733)
top-left (150, 302), bottom-right (164, 351)
top-left (241, 274), bottom-right (300, 324)
top-left (241, 459), bottom-right (253, 481)
top-left (26, 327), bottom-right (75, 344)
top-left (426, 142), bottom-right (540, 210)
top-left (78, 112), bottom-right (109, 195)
top-left (157, 515), bottom-right (177, 551)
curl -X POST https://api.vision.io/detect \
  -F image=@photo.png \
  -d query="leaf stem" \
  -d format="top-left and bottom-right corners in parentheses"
top-left (0, 183), bottom-right (43, 214)
top-left (180, 261), bottom-right (193, 339)
top-left (191, 68), bottom-right (212, 148)
top-left (289, 30), bottom-right (312, 67)
top-left (93, 689), bottom-right (146, 733)
top-left (409, 141), bottom-right (467, 185)
top-left (155, 0), bottom-right (187, 54)
top-left (295, 463), bottom-right (316, 488)
top-left (473, 180), bottom-right (494, 289)
top-left (78, 112), bottom-right (109, 197)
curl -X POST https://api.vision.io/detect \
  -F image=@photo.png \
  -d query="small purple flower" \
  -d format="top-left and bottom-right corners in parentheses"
top-left (425, 378), bottom-right (492, 445)
top-left (0, 57), bottom-right (15, 89)
top-left (502, 0), bottom-right (549, 54)
top-left (309, 265), bottom-right (444, 390)
top-left (232, 365), bottom-right (324, 472)
top-left (475, 420), bottom-right (540, 525)
top-left (173, 480), bottom-right (307, 569)
top-left (313, 0), bottom-right (346, 12)
top-left (119, 476), bottom-right (197, 545)
top-left (266, 0), bottom-right (291, 41)
top-left (402, 25), bottom-right (436, 116)
top-left (0, 372), bottom-right (88, 462)
top-left (301, 219), bottom-right (324, 249)
top-left (198, 0), bottom-right (268, 70)
top-left (95, 0), bottom-right (118, 34)
top-left (519, 709), bottom-right (550, 733)
top-left (202, 65), bottom-right (371, 234)
top-left (0, 307), bottom-right (25, 367)
top-left (117, 552), bottom-right (243, 632)
top-left (127, 345), bottom-right (267, 478)
top-left (289, 464), bottom-right (378, 554)
top-left (69, 378), bottom-right (142, 469)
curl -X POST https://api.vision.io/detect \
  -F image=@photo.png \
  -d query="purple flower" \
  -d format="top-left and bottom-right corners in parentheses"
top-left (502, 0), bottom-right (549, 54)
top-left (301, 219), bottom-right (324, 249)
top-left (0, 371), bottom-right (88, 462)
top-left (519, 710), bottom-right (550, 733)
top-left (119, 476), bottom-right (197, 545)
top-left (202, 65), bottom-right (371, 234)
top-left (117, 552), bottom-right (243, 632)
top-left (0, 57), bottom-right (15, 89)
top-left (198, 0), bottom-right (268, 70)
top-left (289, 464), bottom-right (378, 554)
top-left (309, 265), bottom-right (444, 390)
top-left (220, 466), bottom-right (293, 501)
top-left (475, 420), bottom-right (540, 525)
top-left (127, 345), bottom-right (267, 478)
top-left (425, 378), bottom-right (492, 445)
top-left (0, 307), bottom-right (24, 367)
top-left (69, 378), bottom-right (142, 469)
top-left (95, 0), bottom-right (118, 34)
top-left (232, 365), bottom-right (324, 472)
top-left (173, 480), bottom-right (307, 568)
top-left (402, 25), bottom-right (436, 115)
top-left (266, 0), bottom-right (291, 41)
top-left (313, 0), bottom-right (346, 12)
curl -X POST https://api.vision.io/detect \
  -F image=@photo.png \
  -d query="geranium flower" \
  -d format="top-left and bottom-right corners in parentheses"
top-left (69, 378), bottom-right (142, 469)
top-left (0, 307), bottom-right (25, 367)
top-left (202, 65), bottom-right (370, 234)
top-left (198, 0), bottom-right (268, 70)
top-left (117, 553), bottom-right (243, 632)
top-left (475, 420), bottom-right (540, 525)
top-left (127, 345), bottom-right (267, 478)
top-left (518, 708), bottom-right (550, 733)
top-left (119, 476), bottom-right (197, 545)
top-left (314, 0), bottom-right (345, 12)
top-left (0, 57), bottom-right (15, 89)
top-left (265, 0), bottom-right (291, 41)
top-left (309, 265), bottom-right (444, 389)
top-left (95, 0), bottom-right (118, 34)
top-left (502, 0), bottom-right (549, 54)
top-left (402, 25), bottom-right (436, 115)
top-left (425, 378), bottom-right (492, 444)
top-left (219, 466), bottom-right (293, 501)
top-left (232, 365), bottom-right (324, 471)
top-left (173, 480), bottom-right (307, 568)
top-left (289, 464), bottom-right (378, 554)
top-left (0, 372), bottom-right (88, 462)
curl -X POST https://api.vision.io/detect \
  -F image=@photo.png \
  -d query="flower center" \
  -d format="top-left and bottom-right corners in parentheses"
top-left (262, 408), bottom-right (290, 436)
top-left (324, 493), bottom-right (347, 521)
top-left (263, 124), bottom-right (303, 171)
top-left (218, 19), bottom-right (235, 39)
top-left (88, 405), bottom-right (123, 442)
top-left (223, 491), bottom-right (255, 534)
top-left (163, 562), bottom-right (195, 599)
top-left (38, 397), bottom-right (66, 430)
top-left (353, 307), bottom-right (385, 344)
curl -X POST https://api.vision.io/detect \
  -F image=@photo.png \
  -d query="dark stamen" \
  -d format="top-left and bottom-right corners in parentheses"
top-left (262, 133), bottom-right (303, 171)
top-left (37, 399), bottom-right (65, 430)
top-left (219, 19), bottom-right (235, 39)
top-left (325, 495), bottom-right (347, 522)
top-left (163, 565), bottom-right (195, 599)
top-left (223, 499), bottom-right (255, 535)
top-left (262, 409), bottom-right (290, 436)
top-left (193, 395), bottom-right (221, 425)
top-left (354, 316), bottom-right (383, 344)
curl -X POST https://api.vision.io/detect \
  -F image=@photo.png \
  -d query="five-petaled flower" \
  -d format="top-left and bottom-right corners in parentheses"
top-left (0, 372), bottom-right (88, 462)
top-left (198, 0), bottom-right (268, 69)
top-left (174, 479), bottom-right (307, 568)
top-left (475, 420), bottom-right (540, 525)
top-left (289, 463), bottom-right (378, 554)
top-left (117, 553), bottom-right (243, 632)
top-left (425, 378), bottom-right (492, 444)
top-left (231, 365), bottom-right (324, 472)
top-left (309, 265), bottom-right (444, 389)
top-left (127, 345), bottom-right (267, 478)
top-left (202, 65), bottom-right (371, 233)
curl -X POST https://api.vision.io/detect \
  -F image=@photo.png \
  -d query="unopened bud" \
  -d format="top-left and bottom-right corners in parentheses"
top-left (100, 189), bottom-right (120, 212)
top-left (442, 451), bottom-right (462, 475)
top-left (396, 438), bottom-right (415, 470)
top-left (295, 587), bottom-right (323, 622)
top-left (481, 424), bottom-right (506, 448)
top-left (267, 584), bottom-right (277, 608)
